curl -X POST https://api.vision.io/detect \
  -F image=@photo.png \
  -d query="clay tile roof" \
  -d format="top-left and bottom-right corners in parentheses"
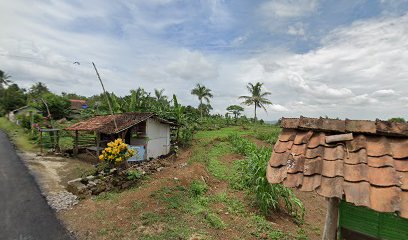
top-left (267, 117), bottom-right (408, 218)
top-left (65, 112), bottom-right (175, 134)
top-left (69, 99), bottom-right (87, 110)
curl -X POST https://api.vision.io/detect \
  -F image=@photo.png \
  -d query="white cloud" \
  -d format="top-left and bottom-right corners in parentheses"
top-left (259, 0), bottom-right (319, 18)
top-left (287, 23), bottom-right (306, 36)
top-left (270, 104), bottom-right (289, 112)
top-left (372, 89), bottom-right (398, 97)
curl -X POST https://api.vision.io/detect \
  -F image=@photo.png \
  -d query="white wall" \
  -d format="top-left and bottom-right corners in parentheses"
top-left (146, 118), bottom-right (171, 159)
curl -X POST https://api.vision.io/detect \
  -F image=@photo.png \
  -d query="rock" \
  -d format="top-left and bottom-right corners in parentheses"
top-left (156, 167), bottom-right (164, 172)
top-left (46, 191), bottom-right (79, 211)
top-left (86, 175), bottom-right (96, 181)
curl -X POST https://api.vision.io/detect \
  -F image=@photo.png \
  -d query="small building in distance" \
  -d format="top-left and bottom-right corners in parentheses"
top-left (7, 106), bottom-right (42, 125)
top-left (65, 112), bottom-right (176, 161)
top-left (68, 99), bottom-right (88, 119)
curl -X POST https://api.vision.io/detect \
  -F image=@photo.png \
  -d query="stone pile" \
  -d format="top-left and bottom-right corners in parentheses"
top-left (67, 156), bottom-right (174, 199)
top-left (46, 191), bottom-right (79, 211)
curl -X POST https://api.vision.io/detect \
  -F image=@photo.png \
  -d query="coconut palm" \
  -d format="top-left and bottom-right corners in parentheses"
top-left (154, 88), bottom-right (168, 102)
top-left (0, 70), bottom-right (11, 87)
top-left (191, 84), bottom-right (213, 119)
top-left (239, 82), bottom-right (272, 121)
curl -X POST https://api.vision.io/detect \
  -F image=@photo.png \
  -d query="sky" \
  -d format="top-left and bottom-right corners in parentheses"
top-left (1, 0), bottom-right (408, 120)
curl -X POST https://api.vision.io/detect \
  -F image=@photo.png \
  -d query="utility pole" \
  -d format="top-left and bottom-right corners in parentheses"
top-left (92, 62), bottom-right (118, 130)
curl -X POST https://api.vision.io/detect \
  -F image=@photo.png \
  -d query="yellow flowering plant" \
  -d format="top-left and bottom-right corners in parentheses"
top-left (98, 138), bottom-right (136, 166)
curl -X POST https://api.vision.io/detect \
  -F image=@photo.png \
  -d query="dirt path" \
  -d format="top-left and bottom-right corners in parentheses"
top-left (0, 131), bottom-right (73, 240)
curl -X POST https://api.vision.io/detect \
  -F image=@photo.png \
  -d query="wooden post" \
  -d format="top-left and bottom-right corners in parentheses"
top-left (55, 130), bottom-right (60, 152)
top-left (74, 130), bottom-right (79, 156)
top-left (96, 131), bottom-right (100, 157)
top-left (40, 130), bottom-right (43, 154)
top-left (322, 197), bottom-right (340, 240)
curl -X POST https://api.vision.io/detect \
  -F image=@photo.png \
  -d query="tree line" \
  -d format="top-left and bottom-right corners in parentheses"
top-left (0, 69), bottom-right (273, 123)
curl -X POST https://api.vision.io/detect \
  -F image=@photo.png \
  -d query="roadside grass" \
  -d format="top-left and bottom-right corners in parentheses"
top-left (94, 191), bottom-right (120, 202)
top-left (0, 117), bottom-right (39, 152)
top-left (62, 124), bottom-right (315, 240)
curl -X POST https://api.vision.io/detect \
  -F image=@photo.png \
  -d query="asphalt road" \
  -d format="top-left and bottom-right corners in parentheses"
top-left (0, 131), bottom-right (73, 240)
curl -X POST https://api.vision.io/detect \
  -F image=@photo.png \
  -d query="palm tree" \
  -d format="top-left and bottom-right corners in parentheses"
top-left (154, 88), bottom-right (167, 102)
top-left (0, 70), bottom-right (11, 87)
top-left (191, 84), bottom-right (213, 119)
top-left (239, 82), bottom-right (272, 121)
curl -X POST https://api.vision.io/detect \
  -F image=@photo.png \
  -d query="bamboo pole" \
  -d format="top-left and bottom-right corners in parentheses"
top-left (92, 62), bottom-right (117, 130)
top-left (322, 197), bottom-right (340, 240)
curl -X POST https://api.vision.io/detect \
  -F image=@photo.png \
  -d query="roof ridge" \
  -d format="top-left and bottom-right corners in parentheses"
top-left (281, 117), bottom-right (408, 137)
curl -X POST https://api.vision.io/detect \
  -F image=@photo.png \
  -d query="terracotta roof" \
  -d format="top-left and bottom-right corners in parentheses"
top-left (69, 99), bottom-right (87, 110)
top-left (267, 117), bottom-right (408, 218)
top-left (65, 112), bottom-right (175, 134)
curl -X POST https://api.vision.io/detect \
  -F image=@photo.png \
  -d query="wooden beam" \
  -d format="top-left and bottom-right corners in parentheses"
top-left (325, 133), bottom-right (353, 144)
top-left (74, 130), bottom-right (79, 156)
top-left (96, 131), bottom-right (100, 157)
top-left (322, 197), bottom-right (340, 240)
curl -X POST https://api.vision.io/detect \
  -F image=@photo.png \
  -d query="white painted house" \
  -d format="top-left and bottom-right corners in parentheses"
top-left (66, 112), bottom-right (176, 161)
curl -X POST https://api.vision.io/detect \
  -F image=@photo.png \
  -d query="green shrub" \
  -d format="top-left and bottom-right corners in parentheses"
top-left (228, 134), bottom-right (305, 222)
top-left (189, 180), bottom-right (208, 197)
top-left (127, 170), bottom-right (143, 180)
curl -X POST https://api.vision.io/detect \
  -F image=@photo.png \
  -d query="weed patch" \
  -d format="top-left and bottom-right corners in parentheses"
top-left (229, 134), bottom-right (305, 222)
top-left (94, 191), bottom-right (120, 202)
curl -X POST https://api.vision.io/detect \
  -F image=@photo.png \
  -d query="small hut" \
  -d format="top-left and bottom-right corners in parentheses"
top-left (65, 112), bottom-right (176, 161)
top-left (267, 117), bottom-right (408, 240)
top-left (7, 106), bottom-right (41, 125)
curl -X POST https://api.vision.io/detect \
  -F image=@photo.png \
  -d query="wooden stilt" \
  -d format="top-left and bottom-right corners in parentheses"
top-left (322, 197), bottom-right (340, 240)
top-left (40, 131), bottom-right (43, 154)
top-left (56, 130), bottom-right (60, 152)
top-left (96, 131), bottom-right (100, 157)
top-left (74, 130), bottom-right (79, 156)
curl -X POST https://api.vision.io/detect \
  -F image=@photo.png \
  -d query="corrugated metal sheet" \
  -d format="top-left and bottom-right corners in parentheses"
top-left (339, 201), bottom-right (408, 239)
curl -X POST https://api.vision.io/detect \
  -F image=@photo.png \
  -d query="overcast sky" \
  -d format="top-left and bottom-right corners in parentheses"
top-left (1, 0), bottom-right (408, 120)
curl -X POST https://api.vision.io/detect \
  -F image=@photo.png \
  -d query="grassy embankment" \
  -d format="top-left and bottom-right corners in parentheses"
top-left (0, 117), bottom-right (39, 152)
top-left (61, 124), bottom-right (317, 240)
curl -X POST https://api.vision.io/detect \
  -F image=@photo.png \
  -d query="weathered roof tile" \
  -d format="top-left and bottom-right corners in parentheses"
top-left (321, 160), bottom-right (343, 178)
top-left (284, 173), bottom-right (303, 188)
top-left (267, 117), bottom-right (408, 218)
top-left (369, 186), bottom-right (400, 213)
top-left (300, 175), bottom-right (321, 192)
top-left (303, 157), bottom-right (323, 176)
top-left (316, 176), bottom-right (343, 198)
top-left (368, 167), bottom-right (399, 187)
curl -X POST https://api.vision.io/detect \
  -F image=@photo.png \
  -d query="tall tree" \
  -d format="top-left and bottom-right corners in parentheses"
top-left (0, 70), bottom-right (11, 88)
top-left (191, 84), bottom-right (213, 119)
top-left (226, 105), bottom-right (244, 120)
top-left (28, 82), bottom-right (50, 101)
top-left (0, 83), bottom-right (26, 112)
top-left (239, 82), bottom-right (272, 121)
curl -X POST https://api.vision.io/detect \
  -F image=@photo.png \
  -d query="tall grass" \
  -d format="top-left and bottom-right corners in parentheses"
top-left (253, 126), bottom-right (281, 144)
top-left (229, 134), bottom-right (305, 222)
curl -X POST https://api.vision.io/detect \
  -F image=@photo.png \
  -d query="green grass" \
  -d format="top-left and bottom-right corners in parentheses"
top-left (189, 140), bottom-right (234, 181)
top-left (0, 117), bottom-right (39, 152)
top-left (94, 191), bottom-right (120, 202)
